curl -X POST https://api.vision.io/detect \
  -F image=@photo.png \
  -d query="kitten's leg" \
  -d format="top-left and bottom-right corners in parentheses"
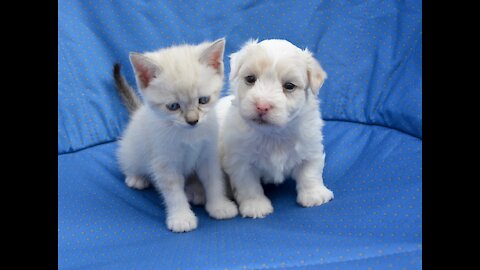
top-left (197, 155), bottom-right (238, 219)
top-left (151, 167), bottom-right (197, 232)
top-left (293, 156), bottom-right (334, 207)
top-left (125, 175), bottom-right (151, 190)
top-left (185, 175), bottom-right (206, 206)
top-left (227, 163), bottom-right (273, 218)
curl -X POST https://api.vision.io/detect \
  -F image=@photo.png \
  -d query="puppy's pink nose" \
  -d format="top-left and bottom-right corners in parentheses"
top-left (255, 101), bottom-right (272, 114)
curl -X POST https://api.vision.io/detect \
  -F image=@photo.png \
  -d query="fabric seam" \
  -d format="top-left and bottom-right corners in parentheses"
top-left (243, 248), bottom-right (421, 270)
top-left (58, 138), bottom-right (118, 156)
top-left (324, 118), bottom-right (421, 140)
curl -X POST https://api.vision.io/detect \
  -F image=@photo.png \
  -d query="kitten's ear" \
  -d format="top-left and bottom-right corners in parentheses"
top-left (129, 52), bottom-right (160, 90)
top-left (199, 38), bottom-right (226, 74)
top-left (304, 49), bottom-right (327, 96)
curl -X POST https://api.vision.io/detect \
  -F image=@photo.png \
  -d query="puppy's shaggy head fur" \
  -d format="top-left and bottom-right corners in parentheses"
top-left (129, 39), bottom-right (225, 128)
top-left (229, 39), bottom-right (327, 128)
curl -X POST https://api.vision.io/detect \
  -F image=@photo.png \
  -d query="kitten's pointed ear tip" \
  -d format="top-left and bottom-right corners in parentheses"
top-left (129, 52), bottom-right (142, 60)
top-left (212, 38), bottom-right (226, 48)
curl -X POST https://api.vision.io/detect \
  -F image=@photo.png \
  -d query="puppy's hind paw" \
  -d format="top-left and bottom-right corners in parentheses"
top-left (206, 199), bottom-right (238, 220)
top-left (239, 196), bottom-right (273, 218)
top-left (297, 186), bottom-right (334, 207)
top-left (125, 176), bottom-right (151, 190)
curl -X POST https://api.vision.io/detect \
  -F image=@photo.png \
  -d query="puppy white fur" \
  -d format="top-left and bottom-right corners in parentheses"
top-left (217, 39), bottom-right (334, 218)
top-left (117, 39), bottom-right (238, 232)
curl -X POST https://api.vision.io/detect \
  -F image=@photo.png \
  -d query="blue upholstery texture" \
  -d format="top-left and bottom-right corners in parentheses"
top-left (58, 0), bottom-right (422, 269)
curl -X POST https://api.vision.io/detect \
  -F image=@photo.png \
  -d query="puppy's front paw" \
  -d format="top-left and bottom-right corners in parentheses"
top-left (166, 210), bottom-right (198, 233)
top-left (297, 186), bottom-right (334, 207)
top-left (206, 199), bottom-right (238, 219)
top-left (239, 196), bottom-right (273, 218)
top-left (125, 176), bottom-right (150, 190)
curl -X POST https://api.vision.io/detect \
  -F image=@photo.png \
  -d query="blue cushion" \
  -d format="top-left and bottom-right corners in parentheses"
top-left (58, 0), bottom-right (422, 269)
top-left (58, 121), bottom-right (421, 269)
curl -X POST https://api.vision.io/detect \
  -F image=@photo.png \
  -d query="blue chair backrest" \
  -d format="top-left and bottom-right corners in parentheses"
top-left (58, 0), bottom-right (422, 155)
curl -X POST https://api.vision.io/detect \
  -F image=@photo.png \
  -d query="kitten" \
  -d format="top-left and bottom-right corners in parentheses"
top-left (113, 39), bottom-right (238, 232)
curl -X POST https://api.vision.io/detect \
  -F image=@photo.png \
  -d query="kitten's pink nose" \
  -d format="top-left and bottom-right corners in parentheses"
top-left (255, 101), bottom-right (272, 114)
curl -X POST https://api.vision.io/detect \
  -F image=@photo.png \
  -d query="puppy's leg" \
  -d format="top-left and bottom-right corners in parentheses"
top-left (293, 156), bottom-right (334, 207)
top-left (228, 164), bottom-right (273, 218)
top-left (185, 175), bottom-right (206, 205)
top-left (197, 154), bottom-right (238, 219)
top-left (151, 166), bottom-right (197, 232)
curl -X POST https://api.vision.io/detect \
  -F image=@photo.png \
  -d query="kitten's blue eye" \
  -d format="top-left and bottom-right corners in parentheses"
top-left (166, 103), bottom-right (180, 111)
top-left (199, 96), bottom-right (210, 104)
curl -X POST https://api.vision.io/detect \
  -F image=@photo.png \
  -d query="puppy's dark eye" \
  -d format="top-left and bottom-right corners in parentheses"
top-left (244, 75), bottom-right (257, 85)
top-left (199, 96), bottom-right (210, 104)
top-left (166, 103), bottom-right (180, 111)
top-left (283, 82), bottom-right (296, 92)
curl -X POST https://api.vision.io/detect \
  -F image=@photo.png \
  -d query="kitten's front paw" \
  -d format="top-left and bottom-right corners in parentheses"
top-left (297, 186), bottom-right (334, 207)
top-left (239, 196), bottom-right (273, 218)
top-left (125, 176), bottom-right (150, 190)
top-left (206, 199), bottom-right (238, 219)
top-left (166, 210), bottom-right (198, 233)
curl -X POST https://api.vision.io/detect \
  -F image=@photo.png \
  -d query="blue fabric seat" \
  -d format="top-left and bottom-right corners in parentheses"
top-left (58, 1), bottom-right (422, 269)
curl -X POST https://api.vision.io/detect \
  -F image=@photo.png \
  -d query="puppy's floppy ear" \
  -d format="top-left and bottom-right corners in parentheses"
top-left (229, 39), bottom-right (258, 81)
top-left (129, 52), bottom-right (161, 90)
top-left (200, 38), bottom-right (226, 75)
top-left (304, 49), bottom-right (327, 96)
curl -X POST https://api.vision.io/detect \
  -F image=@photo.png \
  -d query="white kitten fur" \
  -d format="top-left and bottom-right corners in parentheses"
top-left (217, 39), bottom-right (334, 218)
top-left (117, 39), bottom-right (238, 232)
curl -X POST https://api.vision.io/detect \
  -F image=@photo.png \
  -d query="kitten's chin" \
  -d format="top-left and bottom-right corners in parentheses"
top-left (171, 120), bottom-right (202, 130)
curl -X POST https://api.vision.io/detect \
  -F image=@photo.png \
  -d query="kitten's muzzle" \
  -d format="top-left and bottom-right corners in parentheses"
top-left (185, 111), bottom-right (199, 126)
top-left (187, 119), bottom-right (198, 126)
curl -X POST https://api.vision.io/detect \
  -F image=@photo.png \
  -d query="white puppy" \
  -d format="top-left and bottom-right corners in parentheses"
top-left (216, 39), bottom-right (334, 218)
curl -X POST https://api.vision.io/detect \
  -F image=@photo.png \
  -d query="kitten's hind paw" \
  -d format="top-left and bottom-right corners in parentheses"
top-left (185, 179), bottom-right (206, 205)
top-left (125, 176), bottom-right (150, 190)
top-left (206, 199), bottom-right (238, 219)
top-left (167, 210), bottom-right (198, 232)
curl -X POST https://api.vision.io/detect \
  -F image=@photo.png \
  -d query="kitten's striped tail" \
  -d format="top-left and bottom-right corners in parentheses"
top-left (113, 63), bottom-right (141, 113)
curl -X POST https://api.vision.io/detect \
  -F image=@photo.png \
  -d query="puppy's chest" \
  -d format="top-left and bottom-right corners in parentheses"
top-left (250, 137), bottom-right (306, 183)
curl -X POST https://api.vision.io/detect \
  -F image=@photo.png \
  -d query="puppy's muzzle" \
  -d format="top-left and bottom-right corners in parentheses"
top-left (255, 101), bottom-right (272, 116)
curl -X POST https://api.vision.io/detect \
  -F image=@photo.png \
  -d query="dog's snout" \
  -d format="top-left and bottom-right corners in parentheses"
top-left (255, 101), bottom-right (272, 114)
